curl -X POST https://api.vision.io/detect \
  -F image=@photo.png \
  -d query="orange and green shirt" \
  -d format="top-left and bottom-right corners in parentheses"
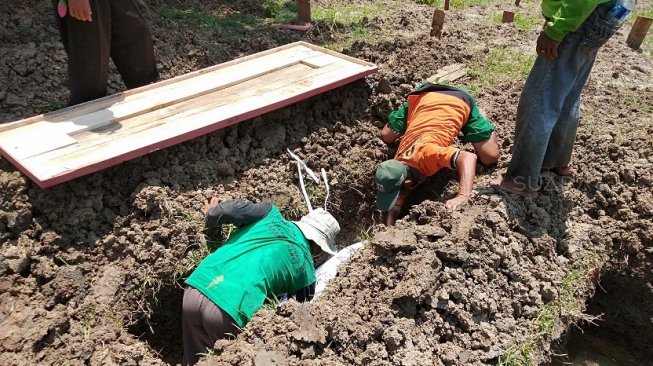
top-left (387, 83), bottom-right (494, 177)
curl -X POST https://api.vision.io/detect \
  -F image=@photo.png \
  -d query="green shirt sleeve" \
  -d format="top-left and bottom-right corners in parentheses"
top-left (387, 102), bottom-right (408, 135)
top-left (461, 99), bottom-right (495, 144)
top-left (542, 0), bottom-right (606, 41)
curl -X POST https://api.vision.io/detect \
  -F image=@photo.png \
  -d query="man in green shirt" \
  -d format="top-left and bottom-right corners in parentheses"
top-left (494, 0), bottom-right (632, 195)
top-left (182, 198), bottom-right (340, 365)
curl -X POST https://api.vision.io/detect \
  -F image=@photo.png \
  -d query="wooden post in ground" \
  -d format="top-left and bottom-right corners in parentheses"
top-left (431, 9), bottom-right (446, 38)
top-left (515, 0), bottom-right (521, 6)
top-left (297, 0), bottom-right (311, 24)
top-left (627, 16), bottom-right (653, 50)
top-left (502, 11), bottom-right (515, 23)
top-left (444, 0), bottom-right (450, 11)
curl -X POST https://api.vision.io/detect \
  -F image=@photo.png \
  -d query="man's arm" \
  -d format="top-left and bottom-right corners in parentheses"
top-left (204, 198), bottom-right (272, 229)
top-left (539, 0), bottom-right (604, 59)
top-left (446, 151), bottom-right (477, 210)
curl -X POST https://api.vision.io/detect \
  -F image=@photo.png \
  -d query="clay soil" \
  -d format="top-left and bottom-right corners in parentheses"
top-left (1, 1), bottom-right (652, 365)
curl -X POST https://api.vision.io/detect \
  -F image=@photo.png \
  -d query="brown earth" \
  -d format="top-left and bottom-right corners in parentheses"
top-left (1, 1), bottom-right (652, 365)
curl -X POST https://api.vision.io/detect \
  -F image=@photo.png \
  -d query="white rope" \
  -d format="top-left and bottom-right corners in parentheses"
top-left (297, 161), bottom-right (313, 212)
top-left (287, 148), bottom-right (320, 183)
top-left (321, 168), bottom-right (330, 210)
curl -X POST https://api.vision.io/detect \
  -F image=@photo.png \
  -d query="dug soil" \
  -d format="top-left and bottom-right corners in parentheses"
top-left (1, 1), bottom-right (652, 365)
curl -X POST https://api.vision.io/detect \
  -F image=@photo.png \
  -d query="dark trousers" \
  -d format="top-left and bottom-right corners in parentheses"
top-left (51, 0), bottom-right (159, 105)
top-left (182, 287), bottom-right (240, 366)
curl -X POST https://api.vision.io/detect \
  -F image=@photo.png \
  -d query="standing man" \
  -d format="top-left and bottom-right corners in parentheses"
top-left (494, 0), bottom-right (634, 196)
top-left (52, 0), bottom-right (159, 105)
top-left (375, 82), bottom-right (500, 226)
top-left (182, 198), bottom-right (340, 366)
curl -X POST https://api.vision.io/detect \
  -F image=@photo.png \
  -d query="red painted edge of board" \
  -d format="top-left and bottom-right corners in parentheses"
top-left (2, 68), bottom-right (376, 188)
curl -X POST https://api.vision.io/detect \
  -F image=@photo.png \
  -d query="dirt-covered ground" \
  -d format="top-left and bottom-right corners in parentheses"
top-left (1, 0), bottom-right (652, 365)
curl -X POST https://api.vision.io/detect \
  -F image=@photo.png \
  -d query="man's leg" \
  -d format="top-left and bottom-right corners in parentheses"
top-left (541, 95), bottom-right (581, 175)
top-left (540, 54), bottom-right (595, 175)
top-left (502, 30), bottom-right (587, 192)
top-left (200, 291), bottom-right (240, 342)
top-left (472, 131), bottom-right (500, 166)
top-left (51, 0), bottom-right (112, 105)
top-left (109, 0), bottom-right (159, 89)
top-left (182, 287), bottom-right (240, 366)
top-left (182, 288), bottom-right (211, 366)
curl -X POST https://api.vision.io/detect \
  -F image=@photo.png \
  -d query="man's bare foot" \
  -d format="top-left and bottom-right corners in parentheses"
top-left (551, 166), bottom-right (572, 177)
top-left (445, 194), bottom-right (469, 210)
top-left (491, 177), bottom-right (538, 198)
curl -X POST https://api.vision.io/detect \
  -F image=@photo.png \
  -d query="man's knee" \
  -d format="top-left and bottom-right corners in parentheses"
top-left (472, 131), bottom-right (500, 166)
top-left (479, 149), bottom-right (500, 166)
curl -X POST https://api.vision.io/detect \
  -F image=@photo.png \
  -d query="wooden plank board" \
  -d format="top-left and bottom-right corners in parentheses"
top-left (0, 41), bottom-right (377, 188)
top-left (427, 63), bottom-right (468, 83)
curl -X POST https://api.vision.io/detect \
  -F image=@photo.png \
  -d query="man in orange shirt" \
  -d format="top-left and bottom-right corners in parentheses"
top-left (375, 83), bottom-right (499, 226)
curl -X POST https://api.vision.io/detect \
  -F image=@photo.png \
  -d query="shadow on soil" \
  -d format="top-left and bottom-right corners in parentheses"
top-left (551, 255), bottom-right (653, 366)
top-left (128, 281), bottom-right (185, 364)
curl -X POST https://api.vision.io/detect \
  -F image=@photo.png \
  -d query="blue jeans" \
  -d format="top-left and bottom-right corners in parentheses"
top-left (505, 1), bottom-right (624, 190)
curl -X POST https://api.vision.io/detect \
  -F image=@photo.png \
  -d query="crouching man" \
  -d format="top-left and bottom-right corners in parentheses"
top-left (376, 82), bottom-right (500, 226)
top-left (182, 198), bottom-right (340, 365)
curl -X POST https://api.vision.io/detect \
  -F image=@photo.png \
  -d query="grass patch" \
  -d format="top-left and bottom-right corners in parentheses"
top-left (634, 9), bottom-right (653, 19)
top-left (415, 0), bottom-right (521, 10)
top-left (156, 5), bottom-right (259, 33)
top-left (499, 13), bottom-right (542, 32)
top-left (496, 341), bottom-right (535, 366)
top-left (624, 92), bottom-right (653, 114)
top-left (356, 225), bottom-right (374, 242)
top-left (534, 252), bottom-right (600, 335)
top-left (261, 293), bottom-right (282, 310)
top-left (264, 0), bottom-right (297, 23)
top-left (273, 195), bottom-right (306, 221)
top-left (35, 100), bottom-right (66, 114)
top-left (514, 14), bottom-right (542, 32)
top-left (468, 47), bottom-right (535, 90)
top-left (312, 2), bottom-right (387, 26)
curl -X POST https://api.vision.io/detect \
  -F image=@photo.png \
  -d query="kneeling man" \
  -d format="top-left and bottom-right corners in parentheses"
top-left (376, 82), bottom-right (500, 226)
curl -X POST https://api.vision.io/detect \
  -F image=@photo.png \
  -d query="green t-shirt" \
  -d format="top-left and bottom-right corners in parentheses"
top-left (185, 206), bottom-right (316, 327)
top-left (541, 0), bottom-right (610, 42)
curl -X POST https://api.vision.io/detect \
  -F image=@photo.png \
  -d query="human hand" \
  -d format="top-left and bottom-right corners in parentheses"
top-left (68, 0), bottom-right (92, 22)
top-left (203, 197), bottom-right (220, 215)
top-left (445, 194), bottom-right (469, 211)
top-left (536, 31), bottom-right (560, 59)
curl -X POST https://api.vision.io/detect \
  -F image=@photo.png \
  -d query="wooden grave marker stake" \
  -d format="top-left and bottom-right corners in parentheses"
top-left (297, 0), bottom-right (311, 24)
top-left (431, 9), bottom-right (446, 38)
top-left (515, 0), bottom-right (521, 6)
top-left (502, 11), bottom-right (515, 23)
top-left (444, 0), bottom-right (450, 11)
top-left (627, 16), bottom-right (653, 50)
